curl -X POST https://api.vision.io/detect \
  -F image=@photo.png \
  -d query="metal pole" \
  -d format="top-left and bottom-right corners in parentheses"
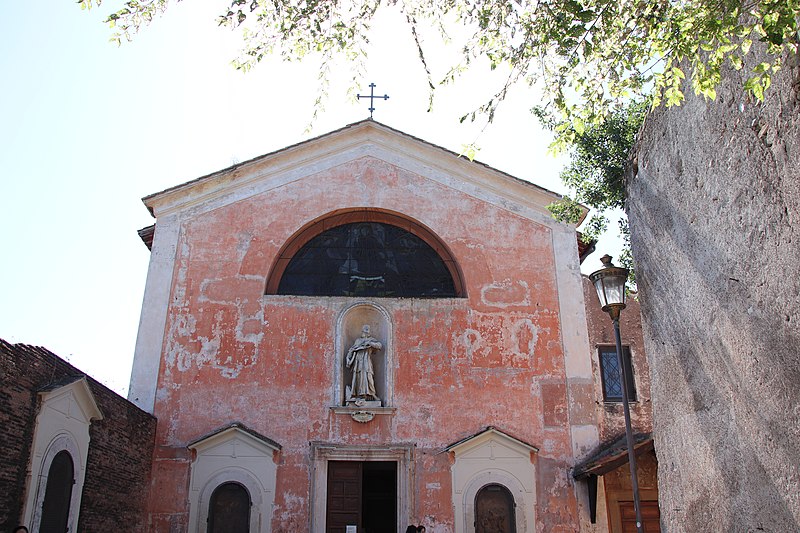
top-left (613, 316), bottom-right (644, 533)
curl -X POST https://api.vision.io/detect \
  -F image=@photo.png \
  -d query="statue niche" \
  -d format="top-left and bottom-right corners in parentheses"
top-left (345, 325), bottom-right (383, 408)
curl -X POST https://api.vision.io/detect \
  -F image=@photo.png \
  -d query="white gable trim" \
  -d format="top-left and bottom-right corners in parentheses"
top-left (449, 428), bottom-right (537, 533)
top-left (447, 427), bottom-right (539, 456)
top-left (22, 378), bottom-right (102, 532)
top-left (142, 121), bottom-right (578, 228)
top-left (39, 377), bottom-right (104, 424)
top-left (187, 426), bottom-right (281, 533)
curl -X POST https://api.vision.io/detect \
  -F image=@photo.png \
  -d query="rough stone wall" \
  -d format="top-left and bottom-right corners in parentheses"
top-left (142, 155), bottom-right (594, 532)
top-left (627, 45), bottom-right (800, 532)
top-left (0, 339), bottom-right (157, 533)
top-left (582, 276), bottom-right (653, 442)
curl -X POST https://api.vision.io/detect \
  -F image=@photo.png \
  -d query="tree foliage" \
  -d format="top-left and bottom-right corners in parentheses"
top-left (78, 0), bottom-right (798, 281)
top-left (546, 100), bottom-right (647, 282)
top-left (79, 0), bottom-right (799, 147)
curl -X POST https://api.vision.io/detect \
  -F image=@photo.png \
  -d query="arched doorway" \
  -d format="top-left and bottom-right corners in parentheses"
top-left (475, 484), bottom-right (516, 533)
top-left (208, 482), bottom-right (251, 533)
top-left (39, 450), bottom-right (74, 533)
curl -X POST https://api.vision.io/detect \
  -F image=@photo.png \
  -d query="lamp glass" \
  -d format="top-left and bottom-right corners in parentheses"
top-left (594, 274), bottom-right (626, 308)
top-left (589, 255), bottom-right (628, 311)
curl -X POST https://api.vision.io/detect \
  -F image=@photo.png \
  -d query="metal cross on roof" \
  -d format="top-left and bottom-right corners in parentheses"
top-left (357, 83), bottom-right (389, 119)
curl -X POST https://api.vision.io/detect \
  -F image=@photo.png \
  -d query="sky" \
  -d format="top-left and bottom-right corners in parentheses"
top-left (1, 1), bottom-right (621, 395)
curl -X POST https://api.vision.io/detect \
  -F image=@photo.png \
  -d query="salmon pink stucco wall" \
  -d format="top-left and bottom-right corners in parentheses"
top-left (133, 123), bottom-right (598, 532)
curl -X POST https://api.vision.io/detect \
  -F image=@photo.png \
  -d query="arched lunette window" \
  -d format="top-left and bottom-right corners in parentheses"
top-left (266, 209), bottom-right (464, 298)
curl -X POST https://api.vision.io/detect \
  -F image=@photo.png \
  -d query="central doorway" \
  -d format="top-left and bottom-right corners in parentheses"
top-left (326, 461), bottom-right (397, 533)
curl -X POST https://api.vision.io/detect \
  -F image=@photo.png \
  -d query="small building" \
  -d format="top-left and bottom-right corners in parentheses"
top-left (0, 339), bottom-right (156, 533)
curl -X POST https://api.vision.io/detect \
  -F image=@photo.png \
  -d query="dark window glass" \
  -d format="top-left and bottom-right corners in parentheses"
top-left (277, 222), bottom-right (457, 297)
top-left (598, 346), bottom-right (636, 402)
top-left (40, 450), bottom-right (74, 533)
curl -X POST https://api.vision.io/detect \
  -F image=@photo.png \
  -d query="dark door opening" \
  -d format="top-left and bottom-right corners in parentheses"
top-left (40, 450), bottom-right (74, 533)
top-left (208, 482), bottom-right (251, 533)
top-left (326, 461), bottom-right (397, 533)
top-left (475, 483), bottom-right (516, 533)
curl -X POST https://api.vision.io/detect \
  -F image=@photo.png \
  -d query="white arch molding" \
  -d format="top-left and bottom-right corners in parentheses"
top-left (461, 472), bottom-right (530, 533)
top-left (446, 427), bottom-right (538, 533)
top-left (187, 425), bottom-right (281, 533)
top-left (195, 468), bottom-right (264, 533)
top-left (28, 434), bottom-right (83, 533)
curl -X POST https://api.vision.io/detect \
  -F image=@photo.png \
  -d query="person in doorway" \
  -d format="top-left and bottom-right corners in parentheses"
top-left (417, 526), bottom-right (426, 533)
top-left (405, 526), bottom-right (418, 533)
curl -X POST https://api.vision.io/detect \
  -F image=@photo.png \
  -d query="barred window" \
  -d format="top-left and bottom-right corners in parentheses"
top-left (598, 345), bottom-right (636, 402)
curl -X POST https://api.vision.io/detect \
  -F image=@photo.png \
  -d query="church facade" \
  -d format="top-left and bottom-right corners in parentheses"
top-left (129, 120), bottom-right (619, 532)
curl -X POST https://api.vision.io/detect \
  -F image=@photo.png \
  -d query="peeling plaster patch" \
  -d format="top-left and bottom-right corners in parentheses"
top-left (171, 239), bottom-right (191, 307)
top-left (165, 304), bottom-right (261, 379)
top-left (455, 312), bottom-right (552, 371)
top-left (196, 278), bottom-right (217, 303)
top-left (164, 312), bottom-right (198, 375)
top-left (540, 438), bottom-right (559, 454)
top-left (279, 493), bottom-right (307, 516)
top-left (511, 318), bottom-right (539, 361)
top-left (454, 237), bottom-right (484, 250)
top-left (481, 280), bottom-right (531, 308)
top-left (235, 231), bottom-right (252, 262)
top-left (287, 328), bottom-right (309, 348)
top-left (215, 361), bottom-right (242, 379)
top-left (461, 328), bottom-right (483, 364)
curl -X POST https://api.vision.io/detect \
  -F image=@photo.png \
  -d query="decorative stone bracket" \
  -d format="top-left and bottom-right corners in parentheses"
top-left (331, 406), bottom-right (396, 423)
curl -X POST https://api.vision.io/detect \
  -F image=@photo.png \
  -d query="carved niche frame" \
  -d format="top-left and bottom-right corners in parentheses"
top-left (332, 302), bottom-right (395, 421)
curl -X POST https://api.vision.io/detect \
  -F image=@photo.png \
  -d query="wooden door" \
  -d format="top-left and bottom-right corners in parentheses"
top-left (619, 501), bottom-right (661, 533)
top-left (208, 482), bottom-right (251, 533)
top-left (327, 461), bottom-right (363, 533)
top-left (475, 484), bottom-right (516, 533)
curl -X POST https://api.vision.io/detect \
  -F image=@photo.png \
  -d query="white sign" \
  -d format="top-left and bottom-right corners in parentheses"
top-left (346, 526), bottom-right (357, 533)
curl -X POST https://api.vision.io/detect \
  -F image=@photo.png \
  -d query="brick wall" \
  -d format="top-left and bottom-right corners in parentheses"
top-left (0, 339), bottom-right (156, 533)
top-left (582, 276), bottom-right (654, 442)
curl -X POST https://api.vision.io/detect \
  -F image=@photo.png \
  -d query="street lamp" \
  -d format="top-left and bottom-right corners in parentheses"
top-left (589, 254), bottom-right (643, 533)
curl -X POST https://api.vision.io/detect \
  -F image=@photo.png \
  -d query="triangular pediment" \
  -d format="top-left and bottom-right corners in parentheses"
top-left (39, 377), bottom-right (103, 424)
top-left (445, 426), bottom-right (538, 458)
top-left (189, 423), bottom-right (281, 458)
top-left (142, 120), bottom-right (584, 226)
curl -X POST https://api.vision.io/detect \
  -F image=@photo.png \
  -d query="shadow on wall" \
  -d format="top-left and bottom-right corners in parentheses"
top-left (628, 163), bottom-right (800, 531)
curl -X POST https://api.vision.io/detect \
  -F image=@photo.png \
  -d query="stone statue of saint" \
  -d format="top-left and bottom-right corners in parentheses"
top-left (345, 325), bottom-right (382, 403)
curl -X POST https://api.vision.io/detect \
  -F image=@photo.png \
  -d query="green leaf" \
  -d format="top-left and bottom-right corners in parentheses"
top-left (573, 116), bottom-right (586, 135)
top-left (459, 143), bottom-right (479, 161)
